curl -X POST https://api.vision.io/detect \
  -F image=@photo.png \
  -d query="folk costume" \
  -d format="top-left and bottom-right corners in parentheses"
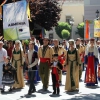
top-left (52, 45), bottom-right (66, 84)
top-left (76, 38), bottom-right (85, 80)
top-left (65, 39), bottom-right (81, 92)
top-left (2, 62), bottom-right (16, 91)
top-left (12, 40), bottom-right (25, 88)
top-left (26, 47), bottom-right (38, 95)
top-left (51, 54), bottom-right (63, 95)
top-left (98, 46), bottom-right (100, 80)
top-left (84, 39), bottom-right (99, 86)
top-left (38, 43), bottom-right (54, 90)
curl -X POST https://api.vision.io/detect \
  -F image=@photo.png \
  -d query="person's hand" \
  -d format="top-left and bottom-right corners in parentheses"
top-left (28, 65), bottom-right (30, 68)
top-left (98, 64), bottom-right (100, 67)
top-left (51, 65), bottom-right (53, 68)
top-left (85, 64), bottom-right (87, 67)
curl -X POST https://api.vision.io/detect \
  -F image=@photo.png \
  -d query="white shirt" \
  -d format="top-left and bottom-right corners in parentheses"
top-left (53, 61), bottom-right (58, 67)
top-left (0, 48), bottom-right (7, 62)
top-left (28, 49), bottom-right (33, 65)
top-left (27, 49), bottom-right (38, 68)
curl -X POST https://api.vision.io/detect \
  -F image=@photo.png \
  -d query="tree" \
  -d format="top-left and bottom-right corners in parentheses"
top-left (76, 22), bottom-right (84, 38)
top-left (55, 22), bottom-right (71, 39)
top-left (29, 0), bottom-right (61, 31)
top-left (61, 29), bottom-right (70, 39)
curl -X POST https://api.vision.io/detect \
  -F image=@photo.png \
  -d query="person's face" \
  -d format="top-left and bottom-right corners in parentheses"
top-left (7, 42), bottom-right (10, 47)
top-left (90, 41), bottom-right (94, 46)
top-left (53, 56), bottom-right (58, 61)
top-left (76, 40), bottom-right (81, 45)
top-left (54, 40), bottom-right (59, 46)
top-left (69, 43), bottom-right (74, 48)
top-left (62, 41), bottom-right (66, 45)
top-left (6, 59), bottom-right (9, 63)
top-left (43, 38), bottom-right (49, 46)
top-left (0, 43), bottom-right (3, 49)
top-left (15, 43), bottom-right (19, 48)
top-left (29, 43), bottom-right (34, 50)
top-left (97, 42), bottom-right (100, 46)
top-left (86, 40), bottom-right (89, 44)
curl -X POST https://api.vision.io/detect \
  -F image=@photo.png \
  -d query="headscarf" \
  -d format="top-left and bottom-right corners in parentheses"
top-left (15, 40), bottom-right (23, 51)
top-left (68, 39), bottom-right (76, 48)
top-left (85, 39), bottom-right (98, 58)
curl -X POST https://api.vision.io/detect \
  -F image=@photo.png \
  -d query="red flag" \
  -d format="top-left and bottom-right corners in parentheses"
top-left (85, 20), bottom-right (90, 39)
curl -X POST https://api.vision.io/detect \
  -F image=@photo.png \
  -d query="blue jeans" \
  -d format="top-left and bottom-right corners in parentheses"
top-left (28, 71), bottom-right (36, 92)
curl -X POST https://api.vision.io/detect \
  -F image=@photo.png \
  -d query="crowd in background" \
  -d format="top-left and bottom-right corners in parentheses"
top-left (0, 35), bottom-right (100, 95)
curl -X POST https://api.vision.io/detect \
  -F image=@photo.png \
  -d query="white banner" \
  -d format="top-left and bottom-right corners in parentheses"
top-left (3, 1), bottom-right (30, 40)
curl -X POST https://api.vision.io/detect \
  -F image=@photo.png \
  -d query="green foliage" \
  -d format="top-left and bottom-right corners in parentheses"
top-left (76, 22), bottom-right (84, 38)
top-left (61, 29), bottom-right (70, 39)
top-left (55, 22), bottom-right (71, 39)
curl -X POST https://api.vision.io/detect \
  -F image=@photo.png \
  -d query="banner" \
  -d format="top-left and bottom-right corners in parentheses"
top-left (3, 1), bottom-right (30, 40)
top-left (94, 20), bottom-right (100, 37)
top-left (85, 20), bottom-right (90, 39)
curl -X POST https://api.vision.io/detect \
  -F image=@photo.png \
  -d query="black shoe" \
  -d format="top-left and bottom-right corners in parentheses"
top-left (57, 92), bottom-right (59, 95)
top-left (53, 92), bottom-right (56, 95)
top-left (9, 88), bottom-right (12, 92)
top-left (57, 87), bottom-right (60, 95)
top-left (31, 89), bottom-right (36, 93)
top-left (28, 92), bottom-right (32, 95)
top-left (1, 89), bottom-right (4, 93)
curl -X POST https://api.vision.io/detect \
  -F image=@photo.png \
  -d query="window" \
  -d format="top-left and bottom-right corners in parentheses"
top-left (66, 15), bottom-right (71, 24)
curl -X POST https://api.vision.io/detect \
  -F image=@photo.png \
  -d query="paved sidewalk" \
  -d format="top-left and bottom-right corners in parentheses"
top-left (0, 71), bottom-right (100, 100)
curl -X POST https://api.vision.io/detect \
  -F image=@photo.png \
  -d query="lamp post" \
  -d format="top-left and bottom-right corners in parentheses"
top-left (96, 10), bottom-right (99, 40)
top-left (69, 17), bottom-right (74, 39)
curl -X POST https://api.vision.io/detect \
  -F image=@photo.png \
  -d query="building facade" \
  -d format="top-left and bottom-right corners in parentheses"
top-left (84, 0), bottom-right (100, 39)
top-left (46, 0), bottom-right (84, 40)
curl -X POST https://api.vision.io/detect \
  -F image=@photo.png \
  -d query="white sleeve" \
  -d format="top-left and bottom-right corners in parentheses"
top-left (3, 49), bottom-right (7, 58)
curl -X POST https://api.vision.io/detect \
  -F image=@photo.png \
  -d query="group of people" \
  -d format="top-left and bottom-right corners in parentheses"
top-left (0, 36), bottom-right (100, 96)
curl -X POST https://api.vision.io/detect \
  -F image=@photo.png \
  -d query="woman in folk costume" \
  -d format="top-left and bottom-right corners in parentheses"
top-left (96, 40), bottom-right (100, 81)
top-left (84, 38), bottom-right (99, 86)
top-left (65, 39), bottom-right (81, 92)
top-left (11, 40), bottom-right (25, 89)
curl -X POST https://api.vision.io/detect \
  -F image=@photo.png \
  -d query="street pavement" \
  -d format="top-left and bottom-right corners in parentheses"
top-left (0, 71), bottom-right (100, 100)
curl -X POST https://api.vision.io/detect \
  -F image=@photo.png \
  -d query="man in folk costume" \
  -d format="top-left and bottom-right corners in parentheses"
top-left (51, 54), bottom-right (63, 95)
top-left (52, 39), bottom-right (66, 85)
top-left (84, 38), bottom-right (99, 86)
top-left (38, 37), bottom-right (54, 91)
top-left (65, 39), bottom-right (81, 92)
top-left (76, 38), bottom-right (85, 80)
top-left (25, 41), bottom-right (38, 95)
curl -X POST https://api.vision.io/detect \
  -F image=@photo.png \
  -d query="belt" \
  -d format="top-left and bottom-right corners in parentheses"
top-left (40, 58), bottom-right (50, 63)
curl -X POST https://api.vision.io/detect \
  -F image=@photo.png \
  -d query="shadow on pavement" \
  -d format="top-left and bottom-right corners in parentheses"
top-left (85, 85), bottom-right (100, 89)
top-left (1, 88), bottom-right (22, 95)
top-left (65, 90), bottom-right (80, 95)
top-left (49, 94), bottom-right (61, 97)
top-left (37, 89), bottom-right (52, 94)
top-left (62, 93), bottom-right (100, 100)
top-left (16, 94), bottom-right (36, 100)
